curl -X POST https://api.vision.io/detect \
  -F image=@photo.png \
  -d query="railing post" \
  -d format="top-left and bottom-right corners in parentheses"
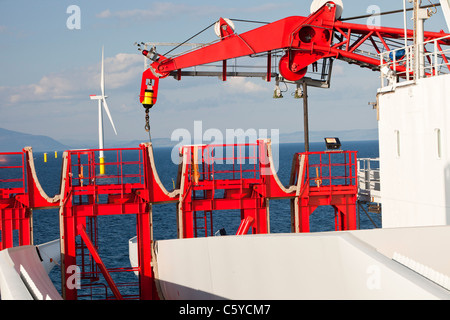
top-left (434, 39), bottom-right (438, 76)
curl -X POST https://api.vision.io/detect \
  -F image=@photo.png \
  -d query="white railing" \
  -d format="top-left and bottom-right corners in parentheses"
top-left (379, 34), bottom-right (450, 89)
top-left (357, 158), bottom-right (381, 203)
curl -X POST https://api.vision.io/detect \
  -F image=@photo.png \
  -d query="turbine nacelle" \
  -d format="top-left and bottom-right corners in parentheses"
top-left (89, 95), bottom-right (107, 100)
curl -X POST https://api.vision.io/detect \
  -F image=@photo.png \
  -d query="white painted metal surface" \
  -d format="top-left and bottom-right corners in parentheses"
top-left (37, 240), bottom-right (60, 274)
top-left (310, 0), bottom-right (344, 19)
top-left (150, 227), bottom-right (450, 300)
top-left (440, 0), bottom-right (450, 32)
top-left (0, 246), bottom-right (62, 300)
top-left (0, 249), bottom-right (33, 300)
top-left (378, 73), bottom-right (450, 228)
top-left (379, 34), bottom-right (450, 90)
top-left (129, 236), bottom-right (139, 277)
top-left (358, 158), bottom-right (381, 203)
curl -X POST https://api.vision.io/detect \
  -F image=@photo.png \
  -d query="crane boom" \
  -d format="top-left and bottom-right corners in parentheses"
top-left (139, 1), bottom-right (450, 106)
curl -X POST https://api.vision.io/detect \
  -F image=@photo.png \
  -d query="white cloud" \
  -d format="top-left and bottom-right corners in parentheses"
top-left (224, 77), bottom-right (268, 94)
top-left (103, 54), bottom-right (143, 90)
top-left (0, 53), bottom-right (142, 105)
top-left (331, 62), bottom-right (345, 76)
top-left (97, 3), bottom-right (189, 20)
top-left (96, 9), bottom-right (112, 19)
top-left (96, 2), bottom-right (290, 21)
top-left (244, 3), bottom-right (286, 13)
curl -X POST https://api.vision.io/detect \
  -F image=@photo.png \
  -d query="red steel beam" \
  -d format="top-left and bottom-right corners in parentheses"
top-left (77, 224), bottom-right (124, 300)
top-left (236, 216), bottom-right (255, 235)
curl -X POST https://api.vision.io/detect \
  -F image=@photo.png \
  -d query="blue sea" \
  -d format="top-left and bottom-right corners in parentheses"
top-left (6, 140), bottom-right (380, 299)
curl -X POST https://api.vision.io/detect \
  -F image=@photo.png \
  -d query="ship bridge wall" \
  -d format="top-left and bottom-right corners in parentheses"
top-left (378, 73), bottom-right (450, 228)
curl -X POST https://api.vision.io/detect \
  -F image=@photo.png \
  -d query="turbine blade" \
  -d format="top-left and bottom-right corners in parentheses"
top-left (101, 46), bottom-right (105, 97)
top-left (102, 97), bottom-right (118, 135)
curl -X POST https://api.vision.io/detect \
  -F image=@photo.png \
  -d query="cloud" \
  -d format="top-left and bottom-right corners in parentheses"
top-left (0, 53), bottom-right (142, 105)
top-left (103, 53), bottom-right (143, 90)
top-left (224, 77), bottom-right (268, 94)
top-left (96, 9), bottom-right (112, 19)
top-left (97, 3), bottom-right (189, 20)
top-left (244, 3), bottom-right (286, 13)
top-left (331, 62), bottom-right (345, 76)
top-left (96, 2), bottom-right (290, 21)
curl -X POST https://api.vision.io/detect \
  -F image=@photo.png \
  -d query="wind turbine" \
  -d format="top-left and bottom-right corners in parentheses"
top-left (90, 46), bottom-right (118, 175)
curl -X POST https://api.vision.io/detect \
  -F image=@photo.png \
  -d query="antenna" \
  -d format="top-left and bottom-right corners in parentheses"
top-left (90, 46), bottom-right (118, 175)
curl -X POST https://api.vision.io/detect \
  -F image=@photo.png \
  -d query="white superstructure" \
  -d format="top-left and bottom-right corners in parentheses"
top-left (377, 20), bottom-right (450, 228)
top-left (379, 73), bottom-right (450, 228)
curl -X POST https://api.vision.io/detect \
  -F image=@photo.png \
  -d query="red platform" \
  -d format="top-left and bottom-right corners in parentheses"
top-left (290, 150), bottom-right (358, 233)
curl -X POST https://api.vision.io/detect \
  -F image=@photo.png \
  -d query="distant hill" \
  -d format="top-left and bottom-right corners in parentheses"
top-left (0, 127), bottom-right (378, 153)
top-left (279, 128), bottom-right (379, 143)
top-left (112, 138), bottom-right (177, 149)
top-left (0, 128), bottom-right (69, 152)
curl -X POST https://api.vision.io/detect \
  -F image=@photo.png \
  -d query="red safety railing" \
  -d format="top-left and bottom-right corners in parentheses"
top-left (303, 151), bottom-right (358, 190)
top-left (1, 148), bottom-right (61, 250)
top-left (60, 146), bottom-right (154, 300)
top-left (0, 152), bottom-right (28, 250)
top-left (0, 152), bottom-right (26, 197)
top-left (1, 141), bottom-right (360, 300)
top-left (291, 150), bottom-right (358, 233)
top-left (67, 148), bottom-right (146, 202)
top-left (179, 142), bottom-right (269, 238)
top-left (187, 143), bottom-right (261, 185)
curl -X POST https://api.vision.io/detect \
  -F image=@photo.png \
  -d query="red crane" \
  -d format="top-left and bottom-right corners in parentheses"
top-left (138, 1), bottom-right (450, 107)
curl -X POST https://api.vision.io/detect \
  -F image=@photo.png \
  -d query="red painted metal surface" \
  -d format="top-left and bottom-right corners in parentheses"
top-left (59, 144), bottom-right (168, 300)
top-left (77, 224), bottom-right (124, 300)
top-left (290, 150), bottom-right (358, 233)
top-left (1, 141), bottom-right (358, 300)
top-left (0, 149), bottom-right (59, 251)
top-left (176, 140), bottom-right (357, 238)
top-left (177, 142), bottom-right (269, 238)
top-left (140, 3), bottom-right (450, 105)
top-left (0, 152), bottom-right (27, 250)
top-left (236, 216), bottom-right (255, 235)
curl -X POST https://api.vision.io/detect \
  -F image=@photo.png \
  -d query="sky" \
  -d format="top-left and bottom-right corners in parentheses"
top-left (0, 0), bottom-right (448, 147)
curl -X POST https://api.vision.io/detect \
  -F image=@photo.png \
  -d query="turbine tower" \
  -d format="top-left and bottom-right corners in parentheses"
top-left (90, 46), bottom-right (118, 175)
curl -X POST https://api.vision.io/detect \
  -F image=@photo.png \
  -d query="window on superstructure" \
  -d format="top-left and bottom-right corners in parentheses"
top-left (395, 130), bottom-right (401, 158)
top-left (435, 128), bottom-right (442, 159)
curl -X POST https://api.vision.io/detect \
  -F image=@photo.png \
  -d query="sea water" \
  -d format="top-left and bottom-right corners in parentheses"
top-left (23, 140), bottom-right (380, 298)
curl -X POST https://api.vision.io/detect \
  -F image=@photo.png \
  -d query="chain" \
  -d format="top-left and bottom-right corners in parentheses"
top-left (144, 107), bottom-right (152, 143)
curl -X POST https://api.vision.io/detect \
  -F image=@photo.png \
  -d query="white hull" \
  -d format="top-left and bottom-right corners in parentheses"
top-left (130, 226), bottom-right (450, 300)
top-left (0, 243), bottom-right (62, 300)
